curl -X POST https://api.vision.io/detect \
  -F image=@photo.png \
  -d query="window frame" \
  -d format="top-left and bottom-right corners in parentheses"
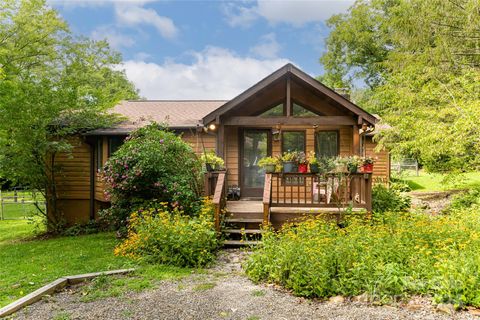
top-left (314, 130), bottom-right (340, 159)
top-left (108, 136), bottom-right (125, 157)
top-left (281, 130), bottom-right (306, 154)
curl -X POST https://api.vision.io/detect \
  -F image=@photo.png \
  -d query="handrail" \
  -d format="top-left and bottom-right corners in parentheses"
top-left (268, 172), bottom-right (373, 212)
top-left (262, 173), bottom-right (272, 225)
top-left (212, 172), bottom-right (226, 232)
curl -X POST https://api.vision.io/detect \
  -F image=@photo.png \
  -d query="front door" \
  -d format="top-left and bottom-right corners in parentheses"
top-left (240, 129), bottom-right (271, 198)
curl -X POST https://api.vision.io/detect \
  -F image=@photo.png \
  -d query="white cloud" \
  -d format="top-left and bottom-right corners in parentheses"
top-left (120, 46), bottom-right (290, 99)
top-left (224, 0), bottom-right (354, 27)
top-left (250, 33), bottom-right (280, 59)
top-left (91, 25), bottom-right (135, 49)
top-left (49, 0), bottom-right (154, 8)
top-left (115, 4), bottom-right (178, 39)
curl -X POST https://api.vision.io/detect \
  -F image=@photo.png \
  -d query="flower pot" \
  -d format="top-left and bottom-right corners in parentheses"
top-left (309, 163), bottom-right (319, 174)
top-left (283, 161), bottom-right (297, 173)
top-left (298, 163), bottom-right (308, 173)
top-left (205, 163), bottom-right (214, 172)
top-left (347, 163), bottom-right (358, 174)
top-left (362, 163), bottom-right (374, 173)
top-left (264, 164), bottom-right (276, 173)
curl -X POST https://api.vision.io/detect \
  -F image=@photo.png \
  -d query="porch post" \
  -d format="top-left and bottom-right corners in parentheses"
top-left (352, 124), bottom-right (360, 155)
top-left (216, 123), bottom-right (225, 159)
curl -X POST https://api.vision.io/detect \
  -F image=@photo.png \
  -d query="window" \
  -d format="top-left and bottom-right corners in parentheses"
top-left (95, 139), bottom-right (103, 172)
top-left (259, 103), bottom-right (284, 117)
top-left (292, 103), bottom-right (319, 117)
top-left (108, 136), bottom-right (125, 156)
top-left (282, 131), bottom-right (306, 153)
top-left (315, 131), bottom-right (339, 158)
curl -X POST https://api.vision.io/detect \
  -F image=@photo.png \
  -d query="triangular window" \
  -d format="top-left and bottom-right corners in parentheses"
top-left (293, 103), bottom-right (320, 117)
top-left (259, 103), bottom-right (284, 117)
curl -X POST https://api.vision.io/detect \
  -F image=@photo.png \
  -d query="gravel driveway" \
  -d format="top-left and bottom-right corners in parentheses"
top-left (13, 250), bottom-right (477, 320)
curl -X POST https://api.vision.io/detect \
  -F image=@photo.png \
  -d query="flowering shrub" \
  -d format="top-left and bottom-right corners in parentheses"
top-left (114, 198), bottom-right (219, 267)
top-left (101, 124), bottom-right (203, 229)
top-left (245, 208), bottom-right (480, 308)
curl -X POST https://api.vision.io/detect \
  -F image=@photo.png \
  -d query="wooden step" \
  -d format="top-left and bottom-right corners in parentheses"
top-left (223, 229), bottom-right (264, 234)
top-left (224, 218), bottom-right (263, 224)
top-left (223, 240), bottom-right (260, 246)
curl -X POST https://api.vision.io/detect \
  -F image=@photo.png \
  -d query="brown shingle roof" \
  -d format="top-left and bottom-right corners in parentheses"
top-left (87, 100), bottom-right (227, 135)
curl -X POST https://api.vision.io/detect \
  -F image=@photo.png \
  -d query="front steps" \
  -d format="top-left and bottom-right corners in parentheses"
top-left (222, 202), bottom-right (264, 247)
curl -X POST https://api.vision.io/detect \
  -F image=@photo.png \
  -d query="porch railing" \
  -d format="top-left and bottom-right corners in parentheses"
top-left (211, 171), bottom-right (227, 232)
top-left (263, 172), bottom-right (372, 222)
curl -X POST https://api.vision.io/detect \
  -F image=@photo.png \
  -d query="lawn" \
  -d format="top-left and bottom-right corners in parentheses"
top-left (0, 190), bottom-right (45, 219)
top-left (400, 170), bottom-right (480, 192)
top-left (0, 220), bottom-right (191, 308)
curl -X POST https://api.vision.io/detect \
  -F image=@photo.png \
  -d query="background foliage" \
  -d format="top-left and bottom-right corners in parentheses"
top-left (0, 0), bottom-right (138, 230)
top-left (320, 0), bottom-right (480, 173)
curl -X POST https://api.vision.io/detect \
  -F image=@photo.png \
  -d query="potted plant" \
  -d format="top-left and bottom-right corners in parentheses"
top-left (281, 151), bottom-right (298, 173)
top-left (318, 157), bottom-right (335, 174)
top-left (200, 151), bottom-right (225, 171)
top-left (298, 151), bottom-right (308, 173)
top-left (334, 156), bottom-right (348, 173)
top-left (361, 156), bottom-right (374, 173)
top-left (346, 155), bottom-right (362, 174)
top-left (258, 156), bottom-right (279, 173)
top-left (308, 151), bottom-right (319, 173)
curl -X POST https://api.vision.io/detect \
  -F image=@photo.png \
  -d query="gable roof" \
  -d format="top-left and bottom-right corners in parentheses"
top-left (202, 63), bottom-right (377, 125)
top-left (86, 100), bottom-right (227, 135)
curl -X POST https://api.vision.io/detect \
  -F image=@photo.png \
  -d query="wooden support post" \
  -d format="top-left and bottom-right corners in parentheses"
top-left (352, 124), bottom-right (360, 155)
top-left (365, 173), bottom-right (373, 216)
top-left (286, 76), bottom-right (291, 117)
top-left (216, 124), bottom-right (225, 159)
top-left (213, 172), bottom-right (226, 232)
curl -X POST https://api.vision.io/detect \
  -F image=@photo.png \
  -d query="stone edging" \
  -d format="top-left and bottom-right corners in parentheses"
top-left (0, 268), bottom-right (135, 318)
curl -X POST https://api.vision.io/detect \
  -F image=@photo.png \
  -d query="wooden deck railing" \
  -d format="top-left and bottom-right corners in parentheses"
top-left (204, 171), bottom-right (220, 197)
top-left (267, 172), bottom-right (372, 210)
top-left (263, 173), bottom-right (272, 226)
top-left (212, 171), bottom-right (227, 232)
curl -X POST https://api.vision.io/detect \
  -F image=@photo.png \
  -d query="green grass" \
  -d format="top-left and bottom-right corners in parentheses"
top-left (0, 190), bottom-right (45, 219)
top-left (0, 220), bottom-right (191, 307)
top-left (400, 170), bottom-right (480, 192)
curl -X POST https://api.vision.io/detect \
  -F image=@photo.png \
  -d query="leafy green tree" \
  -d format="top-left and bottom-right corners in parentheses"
top-left (321, 0), bottom-right (480, 173)
top-left (0, 0), bottom-right (138, 230)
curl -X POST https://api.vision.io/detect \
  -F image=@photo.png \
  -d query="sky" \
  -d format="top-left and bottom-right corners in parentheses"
top-left (50, 0), bottom-right (354, 100)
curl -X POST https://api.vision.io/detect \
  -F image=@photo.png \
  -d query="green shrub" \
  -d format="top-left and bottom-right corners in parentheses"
top-left (372, 184), bottom-right (411, 214)
top-left (101, 124), bottom-right (203, 230)
top-left (245, 209), bottom-right (480, 307)
top-left (445, 186), bottom-right (480, 212)
top-left (114, 198), bottom-right (219, 267)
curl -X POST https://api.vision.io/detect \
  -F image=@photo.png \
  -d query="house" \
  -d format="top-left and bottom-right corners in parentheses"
top-left (52, 64), bottom-right (389, 230)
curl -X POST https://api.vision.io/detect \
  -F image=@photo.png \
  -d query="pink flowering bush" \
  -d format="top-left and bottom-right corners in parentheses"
top-left (101, 124), bottom-right (203, 230)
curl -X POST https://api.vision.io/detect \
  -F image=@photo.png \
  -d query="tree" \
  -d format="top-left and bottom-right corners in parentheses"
top-left (0, 0), bottom-right (138, 231)
top-left (320, 0), bottom-right (480, 172)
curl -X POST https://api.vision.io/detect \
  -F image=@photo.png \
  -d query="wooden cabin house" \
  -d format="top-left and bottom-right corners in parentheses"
top-left (52, 64), bottom-right (389, 233)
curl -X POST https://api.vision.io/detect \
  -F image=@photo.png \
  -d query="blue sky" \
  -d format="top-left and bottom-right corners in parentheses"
top-left (50, 0), bottom-right (354, 99)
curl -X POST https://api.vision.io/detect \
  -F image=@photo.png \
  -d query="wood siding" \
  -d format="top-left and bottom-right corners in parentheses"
top-left (181, 131), bottom-right (216, 155)
top-left (365, 136), bottom-right (390, 183)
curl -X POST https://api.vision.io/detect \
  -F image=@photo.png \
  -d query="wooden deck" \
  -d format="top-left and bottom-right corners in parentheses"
top-left (226, 200), bottom-right (365, 214)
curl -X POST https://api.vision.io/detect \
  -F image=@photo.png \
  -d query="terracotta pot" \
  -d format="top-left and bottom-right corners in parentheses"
top-left (298, 163), bottom-right (308, 173)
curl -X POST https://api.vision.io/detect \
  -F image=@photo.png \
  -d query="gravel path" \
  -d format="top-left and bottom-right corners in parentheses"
top-left (12, 250), bottom-right (477, 320)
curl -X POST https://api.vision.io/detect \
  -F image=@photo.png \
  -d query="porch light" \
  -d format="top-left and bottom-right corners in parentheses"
top-left (272, 124), bottom-right (281, 141)
top-left (208, 123), bottom-right (217, 131)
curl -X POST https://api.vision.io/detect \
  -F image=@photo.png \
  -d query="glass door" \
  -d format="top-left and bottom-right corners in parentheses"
top-left (240, 129), bottom-right (271, 198)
